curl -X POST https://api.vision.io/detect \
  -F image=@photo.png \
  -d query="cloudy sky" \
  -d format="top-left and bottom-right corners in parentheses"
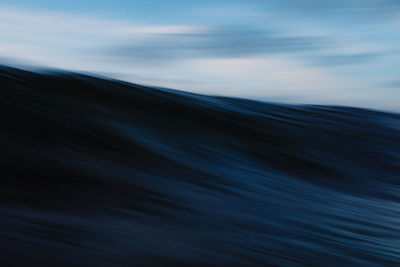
top-left (1, 0), bottom-right (400, 109)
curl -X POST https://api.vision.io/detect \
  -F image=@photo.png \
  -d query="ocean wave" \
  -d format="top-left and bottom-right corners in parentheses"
top-left (1, 65), bottom-right (400, 266)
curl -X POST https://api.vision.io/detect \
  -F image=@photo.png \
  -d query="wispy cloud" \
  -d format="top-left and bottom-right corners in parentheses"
top-left (107, 25), bottom-right (326, 63)
top-left (313, 52), bottom-right (383, 66)
top-left (0, 4), bottom-right (399, 109)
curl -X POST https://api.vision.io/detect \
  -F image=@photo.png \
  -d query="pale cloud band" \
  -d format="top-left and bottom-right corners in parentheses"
top-left (0, 4), bottom-right (399, 110)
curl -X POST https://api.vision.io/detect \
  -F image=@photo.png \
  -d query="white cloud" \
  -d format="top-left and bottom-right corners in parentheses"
top-left (0, 5), bottom-right (398, 110)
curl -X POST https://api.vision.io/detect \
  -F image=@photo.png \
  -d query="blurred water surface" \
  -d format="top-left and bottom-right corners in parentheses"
top-left (0, 66), bottom-right (400, 266)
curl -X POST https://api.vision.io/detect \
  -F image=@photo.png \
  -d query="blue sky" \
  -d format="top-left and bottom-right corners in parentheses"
top-left (1, 0), bottom-right (399, 109)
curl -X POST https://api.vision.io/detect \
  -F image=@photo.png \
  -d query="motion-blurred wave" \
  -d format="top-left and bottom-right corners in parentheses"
top-left (1, 65), bottom-right (400, 266)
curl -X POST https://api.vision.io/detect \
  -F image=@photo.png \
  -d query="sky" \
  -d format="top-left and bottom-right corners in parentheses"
top-left (0, 0), bottom-right (400, 110)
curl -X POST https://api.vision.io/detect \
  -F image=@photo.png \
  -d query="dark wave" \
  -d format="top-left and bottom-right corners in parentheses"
top-left (1, 65), bottom-right (400, 266)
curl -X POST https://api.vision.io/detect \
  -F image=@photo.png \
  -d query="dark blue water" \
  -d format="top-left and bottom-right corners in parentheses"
top-left (1, 65), bottom-right (400, 266)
